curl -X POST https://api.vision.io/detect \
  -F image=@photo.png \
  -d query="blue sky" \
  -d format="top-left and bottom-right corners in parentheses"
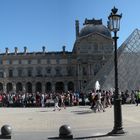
top-left (0, 0), bottom-right (139, 53)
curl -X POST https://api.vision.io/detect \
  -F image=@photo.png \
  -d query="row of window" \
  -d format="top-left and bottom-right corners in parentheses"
top-left (0, 58), bottom-right (70, 65)
top-left (78, 43), bottom-right (113, 53)
top-left (0, 67), bottom-right (75, 78)
top-left (0, 63), bottom-right (102, 78)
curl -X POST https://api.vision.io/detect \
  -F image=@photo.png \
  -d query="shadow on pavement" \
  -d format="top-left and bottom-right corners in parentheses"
top-left (75, 133), bottom-right (109, 139)
top-left (48, 133), bottom-right (114, 139)
top-left (37, 110), bottom-right (49, 113)
top-left (71, 110), bottom-right (94, 115)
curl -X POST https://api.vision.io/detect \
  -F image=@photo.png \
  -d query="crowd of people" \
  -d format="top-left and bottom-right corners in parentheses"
top-left (0, 89), bottom-right (139, 110)
top-left (0, 91), bottom-right (81, 108)
top-left (88, 89), bottom-right (112, 112)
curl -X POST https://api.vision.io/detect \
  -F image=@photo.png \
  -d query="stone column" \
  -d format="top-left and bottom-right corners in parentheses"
top-left (32, 84), bottom-right (36, 93)
top-left (78, 64), bottom-right (80, 76)
top-left (52, 83), bottom-right (55, 92)
top-left (3, 83), bottom-right (6, 93)
top-left (78, 81), bottom-right (81, 92)
top-left (78, 63), bottom-right (82, 91)
top-left (13, 82), bottom-right (16, 93)
top-left (22, 83), bottom-right (26, 93)
top-left (42, 83), bottom-right (45, 93)
top-left (64, 82), bottom-right (68, 92)
top-left (88, 64), bottom-right (90, 75)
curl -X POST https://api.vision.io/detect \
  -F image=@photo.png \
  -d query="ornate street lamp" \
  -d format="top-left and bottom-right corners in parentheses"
top-left (108, 7), bottom-right (125, 135)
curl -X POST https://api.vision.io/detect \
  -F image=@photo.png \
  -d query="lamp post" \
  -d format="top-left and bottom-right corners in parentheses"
top-left (108, 7), bottom-right (124, 135)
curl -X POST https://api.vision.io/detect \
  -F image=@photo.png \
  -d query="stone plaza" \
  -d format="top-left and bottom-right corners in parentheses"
top-left (0, 105), bottom-right (140, 139)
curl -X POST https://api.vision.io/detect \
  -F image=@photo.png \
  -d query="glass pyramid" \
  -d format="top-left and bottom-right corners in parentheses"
top-left (84, 29), bottom-right (140, 92)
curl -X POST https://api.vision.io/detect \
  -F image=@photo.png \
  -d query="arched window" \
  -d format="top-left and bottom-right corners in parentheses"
top-left (55, 82), bottom-right (64, 92)
top-left (36, 82), bottom-right (42, 93)
top-left (16, 82), bottom-right (22, 93)
top-left (45, 82), bottom-right (52, 92)
top-left (26, 82), bottom-right (32, 93)
top-left (67, 82), bottom-right (74, 91)
top-left (7, 83), bottom-right (13, 93)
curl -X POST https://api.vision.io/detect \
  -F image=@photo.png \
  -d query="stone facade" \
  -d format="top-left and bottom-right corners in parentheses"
top-left (0, 18), bottom-right (113, 93)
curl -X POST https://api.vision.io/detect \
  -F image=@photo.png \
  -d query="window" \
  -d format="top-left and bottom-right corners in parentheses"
top-left (18, 69), bottom-right (22, 77)
top-left (37, 59), bottom-right (41, 64)
top-left (19, 60), bottom-right (21, 64)
top-left (5, 60), bottom-right (10, 65)
top-left (9, 60), bottom-right (12, 64)
top-left (56, 69), bottom-right (60, 75)
top-left (22, 60), bottom-right (28, 64)
top-left (94, 43), bottom-right (98, 51)
top-left (45, 67), bottom-right (51, 77)
top-left (0, 72), bottom-right (3, 78)
top-left (28, 69), bottom-right (32, 77)
top-left (46, 68), bottom-right (51, 74)
top-left (36, 68), bottom-right (42, 77)
top-left (12, 60), bottom-right (18, 65)
top-left (83, 67), bottom-right (87, 75)
top-left (55, 67), bottom-right (61, 76)
top-left (9, 69), bottom-right (13, 77)
top-left (28, 60), bottom-right (31, 64)
top-left (67, 67), bottom-right (73, 76)
top-left (0, 60), bottom-right (2, 65)
top-left (94, 64), bottom-right (100, 75)
top-left (56, 59), bottom-right (59, 64)
top-left (104, 44), bottom-right (113, 52)
top-left (47, 59), bottom-right (50, 64)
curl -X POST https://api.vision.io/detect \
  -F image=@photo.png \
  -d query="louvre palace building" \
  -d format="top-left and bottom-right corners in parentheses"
top-left (0, 17), bottom-right (139, 94)
top-left (0, 18), bottom-right (115, 94)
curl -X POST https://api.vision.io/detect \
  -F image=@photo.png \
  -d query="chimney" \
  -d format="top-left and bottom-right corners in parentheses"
top-left (42, 46), bottom-right (46, 53)
top-left (14, 47), bottom-right (18, 55)
top-left (75, 20), bottom-right (79, 39)
top-left (24, 46), bottom-right (27, 54)
top-left (62, 46), bottom-right (66, 54)
top-left (5, 48), bottom-right (9, 55)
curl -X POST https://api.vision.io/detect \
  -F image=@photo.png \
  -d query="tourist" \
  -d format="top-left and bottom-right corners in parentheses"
top-left (130, 90), bottom-right (136, 104)
top-left (60, 92), bottom-right (66, 109)
top-left (94, 90), bottom-right (105, 112)
top-left (41, 93), bottom-right (45, 107)
top-left (136, 90), bottom-right (140, 106)
top-left (53, 94), bottom-right (61, 111)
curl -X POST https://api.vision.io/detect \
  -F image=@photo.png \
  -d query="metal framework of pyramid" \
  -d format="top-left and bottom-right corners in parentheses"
top-left (84, 29), bottom-right (140, 92)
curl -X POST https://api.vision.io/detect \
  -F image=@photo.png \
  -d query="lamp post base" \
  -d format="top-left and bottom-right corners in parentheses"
top-left (108, 127), bottom-right (125, 136)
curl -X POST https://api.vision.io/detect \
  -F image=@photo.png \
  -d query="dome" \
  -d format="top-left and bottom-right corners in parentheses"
top-left (79, 19), bottom-right (111, 38)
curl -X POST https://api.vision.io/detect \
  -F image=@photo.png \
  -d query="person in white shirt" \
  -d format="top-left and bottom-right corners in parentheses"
top-left (94, 90), bottom-right (105, 112)
top-left (53, 94), bottom-right (61, 111)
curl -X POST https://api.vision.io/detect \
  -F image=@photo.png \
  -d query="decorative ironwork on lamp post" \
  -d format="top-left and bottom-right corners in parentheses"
top-left (108, 7), bottom-right (125, 135)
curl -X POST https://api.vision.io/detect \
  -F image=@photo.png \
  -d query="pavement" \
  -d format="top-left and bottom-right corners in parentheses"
top-left (0, 104), bottom-right (140, 139)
